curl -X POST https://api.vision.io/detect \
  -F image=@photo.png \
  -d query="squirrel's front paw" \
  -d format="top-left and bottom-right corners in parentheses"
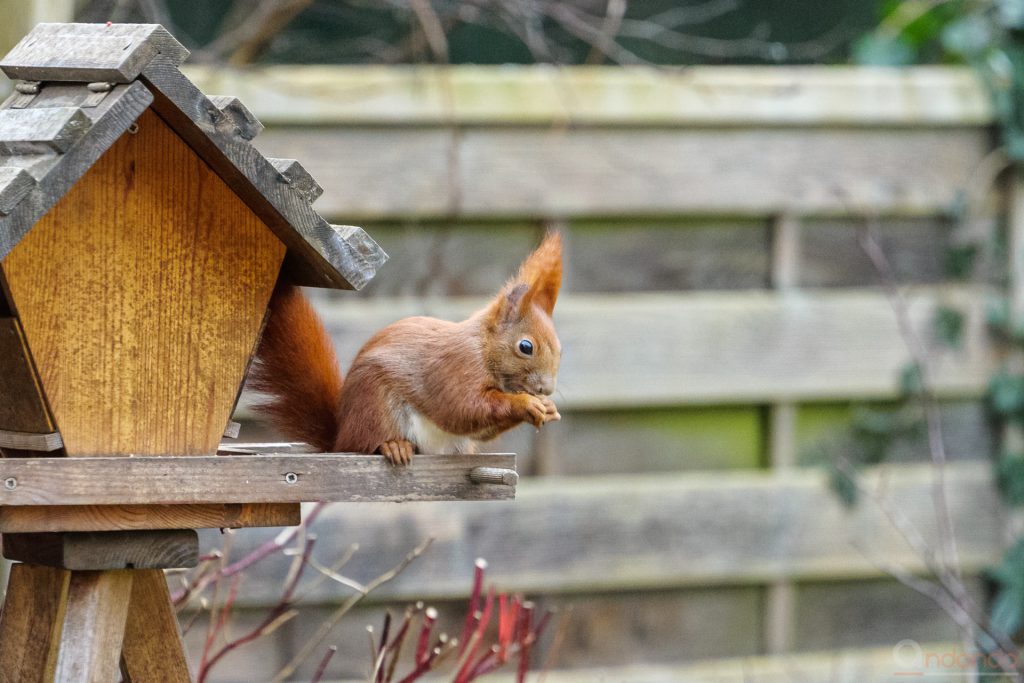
top-left (378, 439), bottom-right (415, 465)
top-left (524, 395), bottom-right (561, 428)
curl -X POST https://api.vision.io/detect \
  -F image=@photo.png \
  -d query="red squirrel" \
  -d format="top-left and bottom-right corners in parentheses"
top-left (248, 231), bottom-right (563, 464)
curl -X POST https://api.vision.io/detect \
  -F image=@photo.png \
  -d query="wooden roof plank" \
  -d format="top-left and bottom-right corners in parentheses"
top-left (0, 23), bottom-right (188, 84)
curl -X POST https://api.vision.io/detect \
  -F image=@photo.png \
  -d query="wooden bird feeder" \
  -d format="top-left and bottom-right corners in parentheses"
top-left (0, 23), bottom-right (517, 680)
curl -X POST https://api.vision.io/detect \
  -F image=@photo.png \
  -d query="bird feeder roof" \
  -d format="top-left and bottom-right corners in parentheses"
top-left (0, 23), bottom-right (386, 290)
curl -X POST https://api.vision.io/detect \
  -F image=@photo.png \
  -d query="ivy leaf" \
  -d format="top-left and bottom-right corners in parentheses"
top-left (900, 364), bottom-right (925, 398)
top-left (989, 372), bottom-right (1024, 416)
top-left (828, 463), bottom-right (858, 507)
top-left (853, 34), bottom-right (916, 65)
top-left (991, 584), bottom-right (1024, 639)
top-left (934, 306), bottom-right (966, 349)
top-left (945, 243), bottom-right (977, 280)
top-left (998, 454), bottom-right (1024, 505)
top-left (987, 539), bottom-right (1024, 638)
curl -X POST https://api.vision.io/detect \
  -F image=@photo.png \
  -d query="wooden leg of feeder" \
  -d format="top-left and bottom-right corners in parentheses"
top-left (0, 563), bottom-right (70, 682)
top-left (53, 570), bottom-right (134, 681)
top-left (120, 569), bottom-right (191, 682)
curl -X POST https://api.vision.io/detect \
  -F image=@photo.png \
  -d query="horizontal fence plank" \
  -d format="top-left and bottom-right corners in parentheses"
top-left (238, 287), bottom-right (991, 411)
top-left (252, 126), bottom-right (990, 220)
top-left (220, 462), bottom-right (1001, 605)
top-left (478, 645), bottom-right (966, 683)
top-left (0, 454), bottom-right (516, 505)
top-left (181, 65), bottom-right (992, 126)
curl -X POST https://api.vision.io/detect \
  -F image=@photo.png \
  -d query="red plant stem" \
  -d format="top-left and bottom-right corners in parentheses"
top-left (395, 646), bottom-right (441, 683)
top-left (415, 607), bottom-right (438, 664)
top-left (171, 502), bottom-right (326, 604)
top-left (459, 558), bottom-right (487, 656)
top-left (517, 603), bottom-right (535, 683)
top-left (310, 646), bottom-right (337, 683)
top-left (197, 573), bottom-right (241, 682)
top-left (374, 611), bottom-right (392, 683)
top-left (455, 587), bottom-right (495, 683)
top-left (384, 607), bottom-right (415, 683)
top-left (200, 536), bottom-right (316, 679)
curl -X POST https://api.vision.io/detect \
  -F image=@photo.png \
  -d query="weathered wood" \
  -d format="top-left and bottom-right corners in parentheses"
top-left (0, 23), bottom-right (188, 83)
top-left (221, 462), bottom-right (999, 604)
top-left (268, 157), bottom-right (323, 203)
top-left (223, 421), bottom-right (241, 439)
top-left (0, 453), bottom-right (517, 505)
top-left (0, 563), bottom-right (69, 681)
top-left (296, 287), bottom-right (992, 409)
top-left (0, 429), bottom-right (61, 452)
top-left (3, 530), bottom-right (199, 569)
top-left (120, 569), bottom-right (191, 682)
top-left (181, 65), bottom-right (993, 126)
top-left (0, 167), bottom-right (34, 215)
top-left (515, 644), bottom-right (964, 683)
top-left (208, 94), bottom-right (263, 140)
top-left (0, 81), bottom-right (154, 264)
top-left (252, 126), bottom-right (990, 219)
top-left (53, 570), bottom-right (133, 682)
top-left (0, 502), bottom-right (301, 533)
top-left (2, 107), bottom-right (286, 456)
top-left (139, 58), bottom-right (387, 290)
top-left (0, 106), bottom-right (91, 154)
top-left (0, 317), bottom-right (52, 435)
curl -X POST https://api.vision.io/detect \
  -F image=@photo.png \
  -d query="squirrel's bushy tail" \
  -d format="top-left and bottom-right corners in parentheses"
top-left (248, 283), bottom-right (342, 452)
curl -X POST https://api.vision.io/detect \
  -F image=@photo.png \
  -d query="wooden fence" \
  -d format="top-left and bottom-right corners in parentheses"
top-left (179, 66), bottom-right (1003, 681)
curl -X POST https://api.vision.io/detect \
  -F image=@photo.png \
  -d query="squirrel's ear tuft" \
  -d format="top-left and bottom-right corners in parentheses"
top-left (516, 231), bottom-right (563, 317)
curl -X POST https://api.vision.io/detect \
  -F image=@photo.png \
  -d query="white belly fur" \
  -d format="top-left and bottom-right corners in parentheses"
top-left (402, 405), bottom-right (476, 454)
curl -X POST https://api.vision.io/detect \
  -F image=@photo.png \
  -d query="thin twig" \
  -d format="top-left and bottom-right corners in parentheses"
top-left (274, 538), bottom-right (435, 682)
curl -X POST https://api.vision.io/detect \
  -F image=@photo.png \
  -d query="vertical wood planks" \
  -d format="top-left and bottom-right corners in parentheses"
top-left (0, 563), bottom-right (70, 681)
top-left (120, 569), bottom-right (192, 682)
top-left (53, 570), bottom-right (134, 681)
top-left (1, 107), bottom-right (286, 456)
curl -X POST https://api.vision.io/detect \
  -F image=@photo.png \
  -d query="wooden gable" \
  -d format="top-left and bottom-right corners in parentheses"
top-left (1, 107), bottom-right (285, 456)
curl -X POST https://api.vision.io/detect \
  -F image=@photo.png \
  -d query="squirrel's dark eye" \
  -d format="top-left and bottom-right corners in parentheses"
top-left (518, 339), bottom-right (534, 356)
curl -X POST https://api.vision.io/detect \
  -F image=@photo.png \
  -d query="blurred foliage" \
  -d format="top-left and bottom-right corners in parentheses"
top-left (81, 0), bottom-right (876, 66)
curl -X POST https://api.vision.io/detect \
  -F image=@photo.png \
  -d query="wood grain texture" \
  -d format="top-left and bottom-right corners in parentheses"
top-left (2, 107), bottom-right (286, 456)
top-left (3, 530), bottom-right (198, 569)
top-left (0, 502), bottom-right (300, 533)
top-left (512, 644), bottom-right (965, 683)
top-left (221, 462), bottom-right (1000, 604)
top-left (0, 430), bottom-right (62, 451)
top-left (0, 167), bottom-right (34, 215)
top-left (0, 317), bottom-right (52, 434)
top-left (0, 453), bottom-right (516, 505)
top-left (0, 563), bottom-right (70, 682)
top-left (140, 59), bottom-right (387, 290)
top-left (296, 287), bottom-right (993, 409)
top-left (120, 569), bottom-right (191, 682)
top-left (252, 126), bottom-right (990, 219)
top-left (0, 107), bottom-right (91, 155)
top-left (0, 81), bottom-right (154, 264)
top-left (0, 23), bottom-right (188, 83)
top-left (181, 65), bottom-right (992, 126)
top-left (53, 570), bottom-right (133, 682)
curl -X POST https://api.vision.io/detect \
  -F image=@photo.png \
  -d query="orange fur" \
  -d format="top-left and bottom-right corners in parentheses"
top-left (250, 231), bottom-right (563, 461)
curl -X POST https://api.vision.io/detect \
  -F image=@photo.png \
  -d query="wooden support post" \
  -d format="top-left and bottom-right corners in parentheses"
top-left (120, 569), bottom-right (192, 682)
top-left (0, 563), bottom-right (70, 681)
top-left (54, 570), bottom-right (134, 682)
top-left (764, 213), bottom-right (800, 655)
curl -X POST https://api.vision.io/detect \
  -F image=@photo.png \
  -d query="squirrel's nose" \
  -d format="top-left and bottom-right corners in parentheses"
top-left (536, 378), bottom-right (555, 396)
